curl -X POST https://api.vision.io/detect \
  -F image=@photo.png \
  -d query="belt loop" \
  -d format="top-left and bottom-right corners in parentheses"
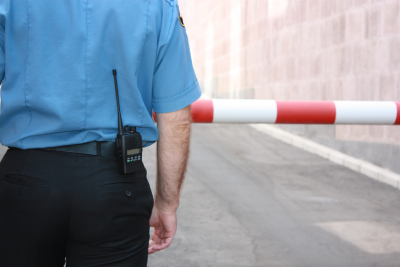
top-left (96, 142), bottom-right (101, 156)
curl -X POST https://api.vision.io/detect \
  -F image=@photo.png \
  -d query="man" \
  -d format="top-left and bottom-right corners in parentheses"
top-left (0, 0), bottom-right (201, 266)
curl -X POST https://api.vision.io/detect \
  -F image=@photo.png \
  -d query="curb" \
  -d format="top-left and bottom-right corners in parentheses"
top-left (249, 124), bottom-right (400, 190)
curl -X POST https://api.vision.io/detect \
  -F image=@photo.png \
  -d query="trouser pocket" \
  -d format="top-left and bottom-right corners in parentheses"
top-left (1, 174), bottom-right (50, 200)
top-left (4, 174), bottom-right (50, 188)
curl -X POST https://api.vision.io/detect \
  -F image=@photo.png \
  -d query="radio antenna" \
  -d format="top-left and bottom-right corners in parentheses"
top-left (112, 69), bottom-right (123, 135)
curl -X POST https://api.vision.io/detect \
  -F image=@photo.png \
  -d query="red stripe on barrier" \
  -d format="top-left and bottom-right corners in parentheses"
top-left (276, 101), bottom-right (336, 124)
top-left (191, 99), bottom-right (214, 123)
top-left (395, 102), bottom-right (400, 125)
top-left (152, 111), bottom-right (157, 122)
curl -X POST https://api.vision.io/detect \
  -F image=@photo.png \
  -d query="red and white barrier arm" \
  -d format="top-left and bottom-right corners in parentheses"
top-left (183, 100), bottom-right (400, 125)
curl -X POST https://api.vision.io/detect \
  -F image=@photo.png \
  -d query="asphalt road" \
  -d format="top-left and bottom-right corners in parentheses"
top-left (147, 124), bottom-right (400, 267)
top-left (1, 124), bottom-right (399, 267)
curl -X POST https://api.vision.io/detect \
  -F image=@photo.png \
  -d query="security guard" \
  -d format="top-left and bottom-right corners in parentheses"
top-left (0, 0), bottom-right (201, 266)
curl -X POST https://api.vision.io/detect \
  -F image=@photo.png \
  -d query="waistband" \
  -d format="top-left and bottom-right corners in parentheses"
top-left (35, 141), bottom-right (116, 157)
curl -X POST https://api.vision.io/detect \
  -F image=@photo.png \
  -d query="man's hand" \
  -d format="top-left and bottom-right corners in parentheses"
top-left (148, 105), bottom-right (191, 254)
top-left (148, 207), bottom-right (177, 254)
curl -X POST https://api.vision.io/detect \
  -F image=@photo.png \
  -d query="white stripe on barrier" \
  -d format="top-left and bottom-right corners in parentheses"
top-left (213, 99), bottom-right (277, 123)
top-left (334, 101), bottom-right (397, 124)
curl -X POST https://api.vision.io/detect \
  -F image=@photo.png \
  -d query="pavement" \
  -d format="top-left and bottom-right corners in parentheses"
top-left (1, 124), bottom-right (400, 266)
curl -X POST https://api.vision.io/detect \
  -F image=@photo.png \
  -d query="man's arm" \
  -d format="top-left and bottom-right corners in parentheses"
top-left (148, 105), bottom-right (192, 254)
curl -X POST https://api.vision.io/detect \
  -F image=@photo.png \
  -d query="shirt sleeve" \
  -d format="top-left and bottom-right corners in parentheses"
top-left (152, 0), bottom-right (201, 113)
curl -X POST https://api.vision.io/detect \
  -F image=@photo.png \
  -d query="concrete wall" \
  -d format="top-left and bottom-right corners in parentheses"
top-left (179, 0), bottom-right (400, 173)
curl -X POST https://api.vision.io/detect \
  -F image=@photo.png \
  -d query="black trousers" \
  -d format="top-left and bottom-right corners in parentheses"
top-left (0, 147), bottom-right (153, 267)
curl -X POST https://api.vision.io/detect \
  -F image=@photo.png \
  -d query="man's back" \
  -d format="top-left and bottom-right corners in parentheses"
top-left (0, 0), bottom-right (200, 149)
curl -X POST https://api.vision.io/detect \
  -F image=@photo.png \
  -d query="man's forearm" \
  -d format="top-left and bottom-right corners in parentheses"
top-left (155, 105), bottom-right (192, 212)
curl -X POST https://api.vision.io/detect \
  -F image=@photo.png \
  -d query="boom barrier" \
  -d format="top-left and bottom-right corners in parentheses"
top-left (185, 99), bottom-right (400, 125)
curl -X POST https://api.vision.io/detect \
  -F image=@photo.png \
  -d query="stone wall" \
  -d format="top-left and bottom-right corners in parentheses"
top-left (179, 0), bottom-right (400, 173)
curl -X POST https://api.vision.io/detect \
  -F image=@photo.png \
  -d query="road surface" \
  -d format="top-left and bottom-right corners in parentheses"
top-left (147, 124), bottom-right (400, 267)
top-left (1, 124), bottom-right (399, 267)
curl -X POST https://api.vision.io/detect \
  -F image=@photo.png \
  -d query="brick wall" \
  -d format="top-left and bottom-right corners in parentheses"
top-left (179, 0), bottom-right (400, 145)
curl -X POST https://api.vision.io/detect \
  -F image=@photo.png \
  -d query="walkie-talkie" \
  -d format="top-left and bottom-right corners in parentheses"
top-left (112, 69), bottom-right (143, 174)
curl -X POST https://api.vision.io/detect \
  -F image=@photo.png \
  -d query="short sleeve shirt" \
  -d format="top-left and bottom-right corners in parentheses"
top-left (0, 0), bottom-right (201, 149)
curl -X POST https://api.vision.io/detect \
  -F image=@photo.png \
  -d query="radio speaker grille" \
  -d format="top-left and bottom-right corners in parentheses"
top-left (126, 136), bottom-right (141, 149)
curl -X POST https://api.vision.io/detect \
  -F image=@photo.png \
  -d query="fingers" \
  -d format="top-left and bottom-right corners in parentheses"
top-left (148, 242), bottom-right (169, 254)
top-left (148, 239), bottom-right (156, 248)
top-left (148, 235), bottom-right (174, 254)
top-left (149, 232), bottom-right (161, 246)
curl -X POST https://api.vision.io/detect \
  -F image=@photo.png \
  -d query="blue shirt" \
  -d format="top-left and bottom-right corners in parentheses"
top-left (0, 0), bottom-right (201, 149)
